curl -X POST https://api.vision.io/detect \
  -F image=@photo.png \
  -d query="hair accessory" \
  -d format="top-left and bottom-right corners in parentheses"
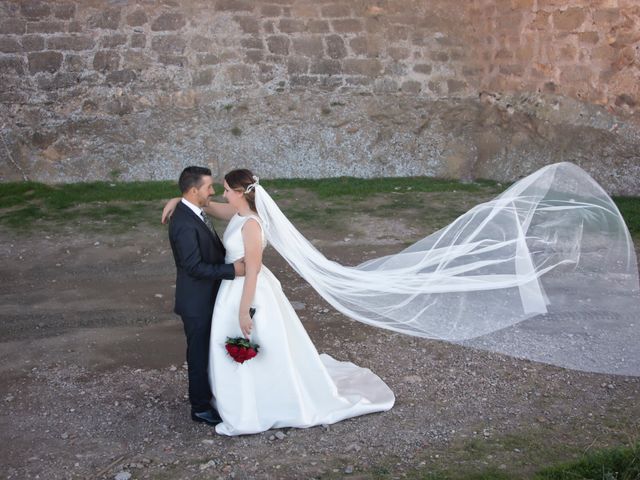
top-left (244, 175), bottom-right (259, 194)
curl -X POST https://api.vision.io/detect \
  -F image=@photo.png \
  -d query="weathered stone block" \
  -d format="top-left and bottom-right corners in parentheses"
top-left (258, 64), bottom-right (276, 83)
top-left (290, 75), bottom-right (318, 87)
top-left (494, 49), bottom-right (512, 60)
top-left (307, 19), bottom-right (330, 33)
top-left (127, 10), bottom-right (148, 27)
top-left (499, 64), bottom-right (524, 76)
top-left (263, 20), bottom-right (275, 34)
top-left (47, 35), bottom-right (95, 51)
top-left (267, 35), bottom-right (290, 55)
top-left (349, 36), bottom-right (383, 57)
top-left (321, 4), bottom-right (351, 17)
top-left (514, 41), bottom-right (535, 62)
top-left (511, 0), bottom-right (534, 9)
top-left (0, 20), bottom-right (26, 34)
top-left (152, 13), bottom-right (186, 31)
top-left (93, 50), bottom-right (120, 72)
top-left (593, 8), bottom-right (619, 25)
top-left (123, 50), bottom-right (154, 70)
top-left (0, 56), bottom-right (25, 74)
top-left (64, 54), bottom-right (85, 72)
top-left (278, 19), bottom-right (305, 33)
top-left (21, 35), bottom-right (44, 52)
top-left (287, 56), bottom-right (308, 74)
top-left (364, 17), bottom-right (384, 34)
top-left (197, 53), bottom-right (220, 65)
top-left (28, 51), bottom-right (63, 74)
top-left (325, 35), bottom-right (346, 59)
top-left (0, 37), bottom-right (21, 53)
top-left (387, 25), bottom-right (409, 41)
top-left (100, 34), bottom-right (127, 48)
top-left (401, 80), bottom-right (421, 93)
top-left (158, 54), bottom-right (187, 66)
top-left (560, 65), bottom-right (591, 83)
top-left (67, 21), bottom-right (82, 33)
top-left (234, 16), bottom-right (260, 34)
top-left (105, 97), bottom-right (133, 115)
top-left (192, 69), bottom-right (213, 86)
top-left (343, 58), bottom-right (382, 76)
top-left (130, 33), bottom-right (146, 49)
top-left (292, 37), bottom-right (323, 57)
top-left (413, 63), bottom-right (432, 74)
top-left (189, 35), bottom-right (211, 52)
top-left (152, 35), bottom-right (187, 54)
top-left (20, 1), bottom-right (51, 20)
top-left (245, 49), bottom-right (264, 62)
top-left (37, 72), bottom-right (78, 90)
top-left (106, 69), bottom-right (137, 85)
top-left (447, 79), bottom-right (467, 94)
top-left (217, 0), bottom-right (254, 12)
top-left (331, 19), bottom-right (363, 33)
top-left (373, 77), bottom-right (399, 93)
top-left (26, 21), bottom-right (66, 34)
top-left (496, 12), bottom-right (522, 30)
top-left (89, 8), bottom-right (121, 30)
top-left (241, 38), bottom-right (264, 49)
top-left (530, 11), bottom-right (550, 29)
top-left (261, 5), bottom-right (281, 16)
top-left (431, 51), bottom-right (450, 62)
top-left (223, 64), bottom-right (254, 84)
top-left (310, 59), bottom-right (341, 75)
top-left (553, 8), bottom-right (586, 31)
top-left (388, 46), bottom-right (410, 61)
top-left (54, 4), bottom-right (75, 20)
top-left (559, 44), bottom-right (577, 61)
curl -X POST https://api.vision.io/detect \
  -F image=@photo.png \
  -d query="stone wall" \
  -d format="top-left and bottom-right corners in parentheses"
top-left (476, 0), bottom-right (640, 113)
top-left (0, 0), bottom-right (638, 193)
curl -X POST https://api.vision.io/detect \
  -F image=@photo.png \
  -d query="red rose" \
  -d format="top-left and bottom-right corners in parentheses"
top-left (229, 345), bottom-right (240, 356)
top-left (247, 348), bottom-right (256, 358)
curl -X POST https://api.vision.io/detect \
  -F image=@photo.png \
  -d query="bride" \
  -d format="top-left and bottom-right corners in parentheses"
top-left (164, 162), bottom-right (640, 434)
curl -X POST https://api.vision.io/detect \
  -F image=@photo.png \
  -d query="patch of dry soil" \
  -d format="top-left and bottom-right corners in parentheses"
top-left (1, 215), bottom-right (639, 480)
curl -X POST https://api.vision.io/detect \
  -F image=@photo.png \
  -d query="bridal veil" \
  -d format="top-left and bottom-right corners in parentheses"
top-left (253, 163), bottom-right (640, 376)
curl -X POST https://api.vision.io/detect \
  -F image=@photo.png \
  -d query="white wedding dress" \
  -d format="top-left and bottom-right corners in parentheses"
top-left (208, 214), bottom-right (395, 436)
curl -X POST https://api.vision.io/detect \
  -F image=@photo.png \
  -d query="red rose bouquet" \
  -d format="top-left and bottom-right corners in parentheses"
top-left (225, 337), bottom-right (259, 364)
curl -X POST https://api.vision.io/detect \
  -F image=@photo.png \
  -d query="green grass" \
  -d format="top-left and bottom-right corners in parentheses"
top-left (1, 179), bottom-right (639, 239)
top-left (613, 196), bottom-right (640, 235)
top-left (533, 442), bottom-right (640, 480)
top-left (263, 176), bottom-right (498, 199)
top-left (359, 441), bottom-right (640, 480)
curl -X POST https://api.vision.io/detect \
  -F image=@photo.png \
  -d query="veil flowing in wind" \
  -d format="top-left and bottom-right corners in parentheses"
top-left (253, 163), bottom-right (640, 376)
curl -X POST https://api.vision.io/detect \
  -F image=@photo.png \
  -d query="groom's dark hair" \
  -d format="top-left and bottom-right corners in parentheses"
top-left (179, 166), bottom-right (212, 193)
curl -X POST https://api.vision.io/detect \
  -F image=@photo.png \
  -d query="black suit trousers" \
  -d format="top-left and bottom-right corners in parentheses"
top-left (181, 313), bottom-right (213, 413)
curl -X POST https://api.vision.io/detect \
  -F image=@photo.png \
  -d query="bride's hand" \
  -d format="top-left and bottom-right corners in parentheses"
top-left (162, 197), bottom-right (181, 224)
top-left (239, 311), bottom-right (253, 338)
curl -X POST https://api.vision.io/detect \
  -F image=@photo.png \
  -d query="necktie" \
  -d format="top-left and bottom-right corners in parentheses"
top-left (200, 211), bottom-right (213, 231)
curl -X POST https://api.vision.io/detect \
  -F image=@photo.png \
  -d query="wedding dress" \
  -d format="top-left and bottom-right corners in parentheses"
top-left (208, 214), bottom-right (395, 436)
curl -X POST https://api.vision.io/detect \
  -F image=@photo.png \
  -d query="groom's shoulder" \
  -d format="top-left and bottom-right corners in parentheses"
top-left (169, 203), bottom-right (191, 228)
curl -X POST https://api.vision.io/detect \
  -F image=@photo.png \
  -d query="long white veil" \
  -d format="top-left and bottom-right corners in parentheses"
top-left (254, 162), bottom-right (640, 376)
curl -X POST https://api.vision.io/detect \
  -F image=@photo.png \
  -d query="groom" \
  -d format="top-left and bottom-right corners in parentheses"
top-left (168, 166), bottom-right (244, 426)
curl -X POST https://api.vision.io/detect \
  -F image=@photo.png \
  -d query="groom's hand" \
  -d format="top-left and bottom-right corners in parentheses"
top-left (233, 260), bottom-right (245, 277)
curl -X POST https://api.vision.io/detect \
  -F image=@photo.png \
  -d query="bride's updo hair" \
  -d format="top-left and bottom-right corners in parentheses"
top-left (225, 168), bottom-right (257, 212)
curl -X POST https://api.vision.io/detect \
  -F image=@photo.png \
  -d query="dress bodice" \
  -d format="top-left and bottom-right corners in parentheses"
top-left (222, 214), bottom-right (267, 263)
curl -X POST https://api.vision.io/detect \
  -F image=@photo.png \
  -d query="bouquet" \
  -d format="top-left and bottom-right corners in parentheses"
top-left (225, 337), bottom-right (259, 363)
top-left (225, 308), bottom-right (259, 364)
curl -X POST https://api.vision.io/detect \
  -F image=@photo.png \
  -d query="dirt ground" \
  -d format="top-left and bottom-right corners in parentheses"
top-left (1, 194), bottom-right (639, 480)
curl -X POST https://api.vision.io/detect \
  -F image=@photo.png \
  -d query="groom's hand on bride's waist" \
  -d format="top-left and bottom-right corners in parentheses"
top-left (233, 260), bottom-right (245, 277)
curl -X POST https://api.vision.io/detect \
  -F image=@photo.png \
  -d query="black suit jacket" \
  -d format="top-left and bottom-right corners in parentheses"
top-left (168, 201), bottom-right (235, 318)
